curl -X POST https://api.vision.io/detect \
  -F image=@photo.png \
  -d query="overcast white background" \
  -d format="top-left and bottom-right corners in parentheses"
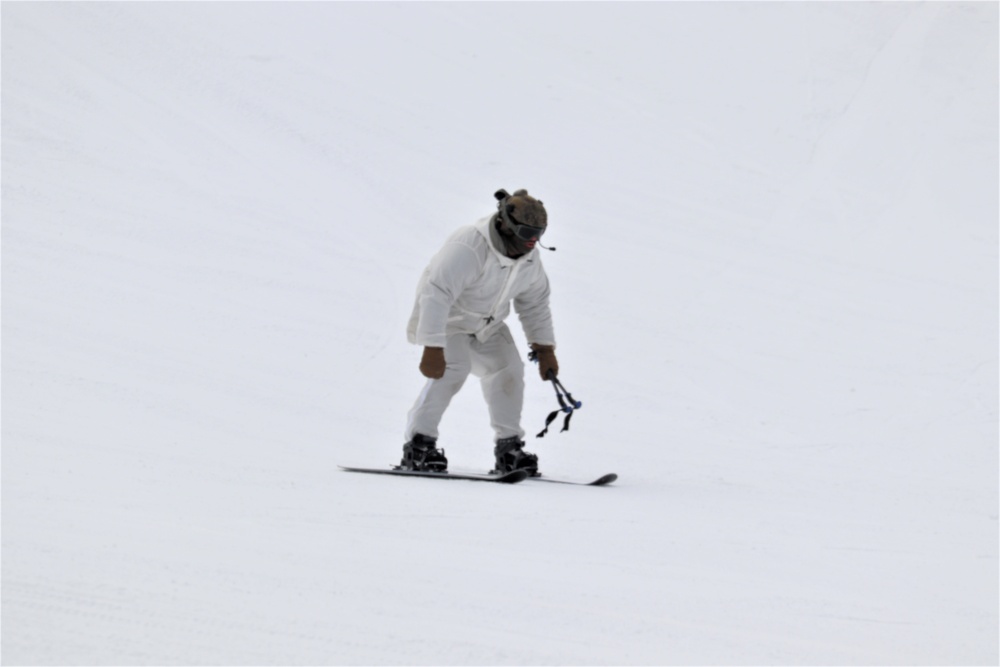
top-left (2, 2), bottom-right (997, 664)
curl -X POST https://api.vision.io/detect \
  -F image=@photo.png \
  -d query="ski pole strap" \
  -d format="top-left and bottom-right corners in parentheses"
top-left (537, 408), bottom-right (567, 438)
top-left (529, 351), bottom-right (583, 438)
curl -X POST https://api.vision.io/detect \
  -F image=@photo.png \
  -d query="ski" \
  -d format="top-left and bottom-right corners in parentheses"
top-left (338, 465), bottom-right (529, 484)
top-left (528, 472), bottom-right (618, 486)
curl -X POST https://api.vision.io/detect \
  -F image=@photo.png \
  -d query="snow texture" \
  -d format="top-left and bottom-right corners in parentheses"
top-left (2, 3), bottom-right (997, 665)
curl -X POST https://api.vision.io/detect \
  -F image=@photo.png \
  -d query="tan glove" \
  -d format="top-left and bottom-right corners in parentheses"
top-left (419, 346), bottom-right (446, 379)
top-left (530, 344), bottom-right (559, 380)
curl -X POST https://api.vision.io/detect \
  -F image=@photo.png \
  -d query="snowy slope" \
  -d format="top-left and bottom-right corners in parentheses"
top-left (2, 2), bottom-right (997, 664)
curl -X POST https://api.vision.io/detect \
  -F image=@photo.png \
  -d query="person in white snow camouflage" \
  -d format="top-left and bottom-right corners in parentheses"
top-left (402, 188), bottom-right (559, 475)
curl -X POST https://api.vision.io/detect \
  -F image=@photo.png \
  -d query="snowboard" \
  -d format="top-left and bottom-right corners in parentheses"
top-left (338, 465), bottom-right (529, 484)
top-left (339, 465), bottom-right (617, 487)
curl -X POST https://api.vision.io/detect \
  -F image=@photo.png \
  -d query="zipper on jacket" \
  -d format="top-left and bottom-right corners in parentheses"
top-left (484, 262), bottom-right (519, 327)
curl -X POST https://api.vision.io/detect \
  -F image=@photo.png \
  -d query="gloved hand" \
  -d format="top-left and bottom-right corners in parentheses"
top-left (419, 346), bottom-right (446, 379)
top-left (530, 344), bottom-right (559, 381)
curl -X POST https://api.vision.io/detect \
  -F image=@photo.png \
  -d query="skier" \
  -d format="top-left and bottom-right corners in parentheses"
top-left (402, 188), bottom-right (559, 475)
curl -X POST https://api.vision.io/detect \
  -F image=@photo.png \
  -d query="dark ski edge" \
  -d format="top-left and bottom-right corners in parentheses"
top-left (338, 465), bottom-right (528, 484)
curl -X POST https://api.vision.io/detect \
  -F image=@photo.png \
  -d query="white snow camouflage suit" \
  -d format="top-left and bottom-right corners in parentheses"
top-left (405, 215), bottom-right (556, 442)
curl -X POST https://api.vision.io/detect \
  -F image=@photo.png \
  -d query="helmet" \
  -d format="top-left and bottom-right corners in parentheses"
top-left (494, 188), bottom-right (547, 241)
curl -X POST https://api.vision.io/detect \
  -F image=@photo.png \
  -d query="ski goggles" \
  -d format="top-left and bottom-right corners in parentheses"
top-left (499, 204), bottom-right (546, 241)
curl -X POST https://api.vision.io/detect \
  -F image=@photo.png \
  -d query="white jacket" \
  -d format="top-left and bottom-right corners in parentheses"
top-left (407, 216), bottom-right (555, 349)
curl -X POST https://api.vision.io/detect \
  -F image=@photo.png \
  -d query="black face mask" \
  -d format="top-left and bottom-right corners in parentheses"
top-left (495, 216), bottom-right (531, 257)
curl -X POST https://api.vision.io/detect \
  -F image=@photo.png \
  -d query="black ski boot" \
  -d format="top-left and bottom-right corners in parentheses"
top-left (400, 434), bottom-right (448, 473)
top-left (492, 436), bottom-right (539, 476)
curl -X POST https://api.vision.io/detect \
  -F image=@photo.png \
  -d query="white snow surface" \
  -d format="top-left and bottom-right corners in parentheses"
top-left (2, 3), bottom-right (997, 665)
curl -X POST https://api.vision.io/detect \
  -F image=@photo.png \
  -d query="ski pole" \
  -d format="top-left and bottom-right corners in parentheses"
top-left (530, 354), bottom-right (582, 437)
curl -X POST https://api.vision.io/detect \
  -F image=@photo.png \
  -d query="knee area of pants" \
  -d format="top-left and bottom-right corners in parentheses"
top-left (500, 371), bottom-right (524, 396)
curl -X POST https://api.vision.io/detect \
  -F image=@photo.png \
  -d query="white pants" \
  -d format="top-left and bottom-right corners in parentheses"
top-left (405, 324), bottom-right (525, 442)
